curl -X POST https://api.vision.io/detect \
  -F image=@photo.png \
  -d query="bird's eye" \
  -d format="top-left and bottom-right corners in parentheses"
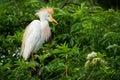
top-left (48, 15), bottom-right (50, 17)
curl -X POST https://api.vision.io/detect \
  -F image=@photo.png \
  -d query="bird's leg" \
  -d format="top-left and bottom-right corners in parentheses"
top-left (31, 52), bottom-right (34, 61)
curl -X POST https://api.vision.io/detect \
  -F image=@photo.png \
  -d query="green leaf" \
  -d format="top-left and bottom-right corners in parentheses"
top-left (106, 44), bottom-right (120, 49)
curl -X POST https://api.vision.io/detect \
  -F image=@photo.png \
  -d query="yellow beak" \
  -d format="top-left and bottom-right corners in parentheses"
top-left (50, 17), bottom-right (58, 24)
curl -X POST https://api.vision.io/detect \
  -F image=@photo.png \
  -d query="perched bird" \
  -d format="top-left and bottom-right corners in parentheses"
top-left (21, 7), bottom-right (58, 60)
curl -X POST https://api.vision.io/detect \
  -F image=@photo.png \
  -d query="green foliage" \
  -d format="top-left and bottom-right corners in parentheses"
top-left (95, 0), bottom-right (120, 10)
top-left (0, 60), bottom-right (39, 80)
top-left (0, 0), bottom-right (120, 80)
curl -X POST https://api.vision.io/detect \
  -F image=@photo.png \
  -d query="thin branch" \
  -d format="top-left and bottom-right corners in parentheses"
top-left (61, 0), bottom-right (69, 9)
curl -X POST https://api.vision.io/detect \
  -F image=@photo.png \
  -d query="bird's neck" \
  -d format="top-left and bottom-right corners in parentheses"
top-left (40, 18), bottom-right (46, 21)
top-left (40, 19), bottom-right (49, 27)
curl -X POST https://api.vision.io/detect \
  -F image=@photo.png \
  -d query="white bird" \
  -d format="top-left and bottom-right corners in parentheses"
top-left (21, 7), bottom-right (58, 60)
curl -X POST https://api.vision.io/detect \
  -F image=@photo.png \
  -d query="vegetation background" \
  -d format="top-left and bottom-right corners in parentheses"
top-left (0, 0), bottom-right (120, 80)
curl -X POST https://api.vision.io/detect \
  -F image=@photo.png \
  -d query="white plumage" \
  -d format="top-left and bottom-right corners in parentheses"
top-left (21, 7), bottom-right (58, 60)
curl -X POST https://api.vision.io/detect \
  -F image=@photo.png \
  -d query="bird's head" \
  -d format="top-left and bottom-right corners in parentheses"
top-left (35, 7), bottom-right (58, 24)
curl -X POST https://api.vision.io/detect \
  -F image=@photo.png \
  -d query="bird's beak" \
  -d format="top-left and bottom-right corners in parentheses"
top-left (50, 17), bottom-right (58, 24)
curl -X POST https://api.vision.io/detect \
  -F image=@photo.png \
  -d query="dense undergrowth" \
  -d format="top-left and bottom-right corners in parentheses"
top-left (0, 0), bottom-right (120, 80)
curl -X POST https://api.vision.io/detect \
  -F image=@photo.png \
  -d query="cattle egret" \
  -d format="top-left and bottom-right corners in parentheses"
top-left (21, 7), bottom-right (58, 60)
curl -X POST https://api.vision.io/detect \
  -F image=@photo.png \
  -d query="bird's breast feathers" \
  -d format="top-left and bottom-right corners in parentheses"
top-left (28, 20), bottom-right (51, 41)
top-left (43, 25), bottom-right (51, 41)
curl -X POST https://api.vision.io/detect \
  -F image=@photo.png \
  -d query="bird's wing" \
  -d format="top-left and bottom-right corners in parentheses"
top-left (21, 20), bottom-right (38, 53)
top-left (21, 20), bottom-right (42, 60)
top-left (21, 25), bottom-right (31, 55)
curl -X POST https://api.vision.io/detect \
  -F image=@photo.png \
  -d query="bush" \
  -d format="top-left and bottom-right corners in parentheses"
top-left (0, 1), bottom-right (120, 80)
